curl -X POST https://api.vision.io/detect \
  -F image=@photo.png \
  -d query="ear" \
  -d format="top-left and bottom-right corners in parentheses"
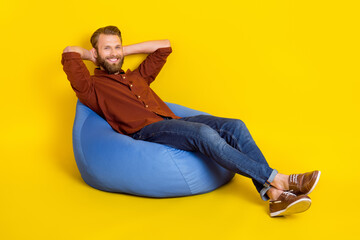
top-left (91, 48), bottom-right (98, 58)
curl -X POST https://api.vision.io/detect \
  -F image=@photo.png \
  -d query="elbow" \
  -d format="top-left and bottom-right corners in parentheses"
top-left (63, 46), bottom-right (74, 53)
top-left (63, 46), bottom-right (71, 53)
top-left (165, 39), bottom-right (171, 48)
top-left (154, 40), bottom-right (171, 52)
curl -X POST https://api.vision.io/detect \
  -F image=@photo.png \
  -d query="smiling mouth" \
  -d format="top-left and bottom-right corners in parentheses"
top-left (107, 58), bottom-right (119, 63)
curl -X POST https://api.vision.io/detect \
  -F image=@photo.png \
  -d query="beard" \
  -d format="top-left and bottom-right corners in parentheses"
top-left (96, 52), bottom-right (124, 74)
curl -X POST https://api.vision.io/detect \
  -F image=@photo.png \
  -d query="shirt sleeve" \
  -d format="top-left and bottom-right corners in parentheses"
top-left (61, 52), bottom-right (94, 99)
top-left (137, 47), bottom-right (172, 85)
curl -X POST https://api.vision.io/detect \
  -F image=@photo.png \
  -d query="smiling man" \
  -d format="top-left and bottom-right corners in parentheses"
top-left (90, 31), bottom-right (124, 74)
top-left (94, 34), bottom-right (124, 74)
top-left (62, 26), bottom-right (320, 217)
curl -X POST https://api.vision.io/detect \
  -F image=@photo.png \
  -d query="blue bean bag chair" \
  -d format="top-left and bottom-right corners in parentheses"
top-left (73, 100), bottom-right (235, 198)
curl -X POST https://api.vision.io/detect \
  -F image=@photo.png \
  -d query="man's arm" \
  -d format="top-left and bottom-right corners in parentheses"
top-left (123, 40), bottom-right (171, 56)
top-left (62, 46), bottom-right (95, 98)
top-left (63, 40), bottom-right (170, 62)
top-left (63, 46), bottom-right (97, 64)
top-left (129, 40), bottom-right (172, 85)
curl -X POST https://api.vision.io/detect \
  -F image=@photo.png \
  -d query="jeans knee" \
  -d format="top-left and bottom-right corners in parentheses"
top-left (231, 119), bottom-right (246, 130)
top-left (194, 124), bottom-right (226, 153)
top-left (196, 124), bottom-right (220, 141)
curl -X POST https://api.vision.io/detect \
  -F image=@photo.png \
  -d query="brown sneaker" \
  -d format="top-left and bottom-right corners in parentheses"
top-left (269, 192), bottom-right (311, 217)
top-left (289, 170), bottom-right (321, 195)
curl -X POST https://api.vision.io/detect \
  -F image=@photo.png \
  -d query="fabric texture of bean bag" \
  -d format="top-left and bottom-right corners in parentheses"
top-left (72, 100), bottom-right (235, 198)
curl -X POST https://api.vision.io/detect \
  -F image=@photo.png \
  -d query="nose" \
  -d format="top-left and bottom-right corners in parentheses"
top-left (110, 48), bottom-right (121, 57)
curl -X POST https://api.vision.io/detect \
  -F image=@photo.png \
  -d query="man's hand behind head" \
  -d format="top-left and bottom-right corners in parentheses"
top-left (63, 46), bottom-right (98, 66)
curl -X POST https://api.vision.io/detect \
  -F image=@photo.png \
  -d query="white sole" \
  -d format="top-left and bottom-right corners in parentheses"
top-left (270, 198), bottom-right (312, 217)
top-left (305, 171), bottom-right (321, 195)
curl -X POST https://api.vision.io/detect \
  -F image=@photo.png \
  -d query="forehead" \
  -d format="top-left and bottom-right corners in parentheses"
top-left (98, 34), bottom-right (122, 47)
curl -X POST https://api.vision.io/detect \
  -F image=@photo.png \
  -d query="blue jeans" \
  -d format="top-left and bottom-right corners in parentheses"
top-left (131, 115), bottom-right (278, 200)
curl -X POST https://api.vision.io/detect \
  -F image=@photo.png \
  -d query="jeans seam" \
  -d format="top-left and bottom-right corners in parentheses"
top-left (218, 128), bottom-right (269, 184)
top-left (217, 137), bottom-right (267, 183)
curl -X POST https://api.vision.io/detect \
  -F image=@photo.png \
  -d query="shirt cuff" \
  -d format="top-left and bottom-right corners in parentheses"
top-left (155, 46), bottom-right (172, 54)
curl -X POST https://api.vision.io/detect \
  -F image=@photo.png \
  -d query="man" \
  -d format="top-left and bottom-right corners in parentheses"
top-left (62, 26), bottom-right (321, 217)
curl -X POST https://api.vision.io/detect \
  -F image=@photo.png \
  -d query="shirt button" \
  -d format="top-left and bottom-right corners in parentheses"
top-left (130, 84), bottom-right (133, 87)
top-left (145, 105), bottom-right (149, 108)
top-left (137, 95), bottom-right (141, 99)
top-left (123, 76), bottom-right (126, 79)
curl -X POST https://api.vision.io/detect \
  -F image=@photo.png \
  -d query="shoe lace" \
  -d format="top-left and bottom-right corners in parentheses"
top-left (282, 191), bottom-right (296, 197)
top-left (290, 174), bottom-right (299, 184)
top-left (271, 191), bottom-right (297, 203)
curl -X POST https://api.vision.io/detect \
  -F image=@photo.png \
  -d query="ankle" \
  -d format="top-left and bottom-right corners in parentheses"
top-left (267, 188), bottom-right (284, 201)
top-left (271, 173), bottom-right (289, 190)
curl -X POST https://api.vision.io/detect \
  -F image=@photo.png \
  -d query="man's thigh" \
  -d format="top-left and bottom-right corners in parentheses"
top-left (131, 118), bottom-right (209, 151)
top-left (179, 114), bottom-right (243, 134)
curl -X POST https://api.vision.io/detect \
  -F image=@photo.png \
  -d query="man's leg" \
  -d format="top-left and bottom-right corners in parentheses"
top-left (176, 115), bottom-right (274, 199)
top-left (131, 117), bottom-right (277, 200)
top-left (131, 117), bottom-right (320, 216)
top-left (179, 115), bottom-right (320, 202)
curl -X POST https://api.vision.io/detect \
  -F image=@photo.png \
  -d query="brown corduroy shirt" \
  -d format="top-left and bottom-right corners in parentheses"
top-left (61, 47), bottom-right (180, 135)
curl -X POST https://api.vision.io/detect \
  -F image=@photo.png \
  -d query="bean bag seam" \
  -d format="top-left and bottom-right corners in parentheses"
top-left (165, 147), bottom-right (193, 194)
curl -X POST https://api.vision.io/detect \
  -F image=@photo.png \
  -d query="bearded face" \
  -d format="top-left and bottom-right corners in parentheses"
top-left (96, 50), bottom-right (124, 74)
top-left (95, 34), bottom-right (124, 74)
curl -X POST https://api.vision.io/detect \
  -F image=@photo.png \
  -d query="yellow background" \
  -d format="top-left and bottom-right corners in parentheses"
top-left (1, 0), bottom-right (359, 239)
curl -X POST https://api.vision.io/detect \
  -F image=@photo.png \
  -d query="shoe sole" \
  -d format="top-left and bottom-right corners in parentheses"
top-left (305, 171), bottom-right (321, 195)
top-left (270, 198), bottom-right (312, 217)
